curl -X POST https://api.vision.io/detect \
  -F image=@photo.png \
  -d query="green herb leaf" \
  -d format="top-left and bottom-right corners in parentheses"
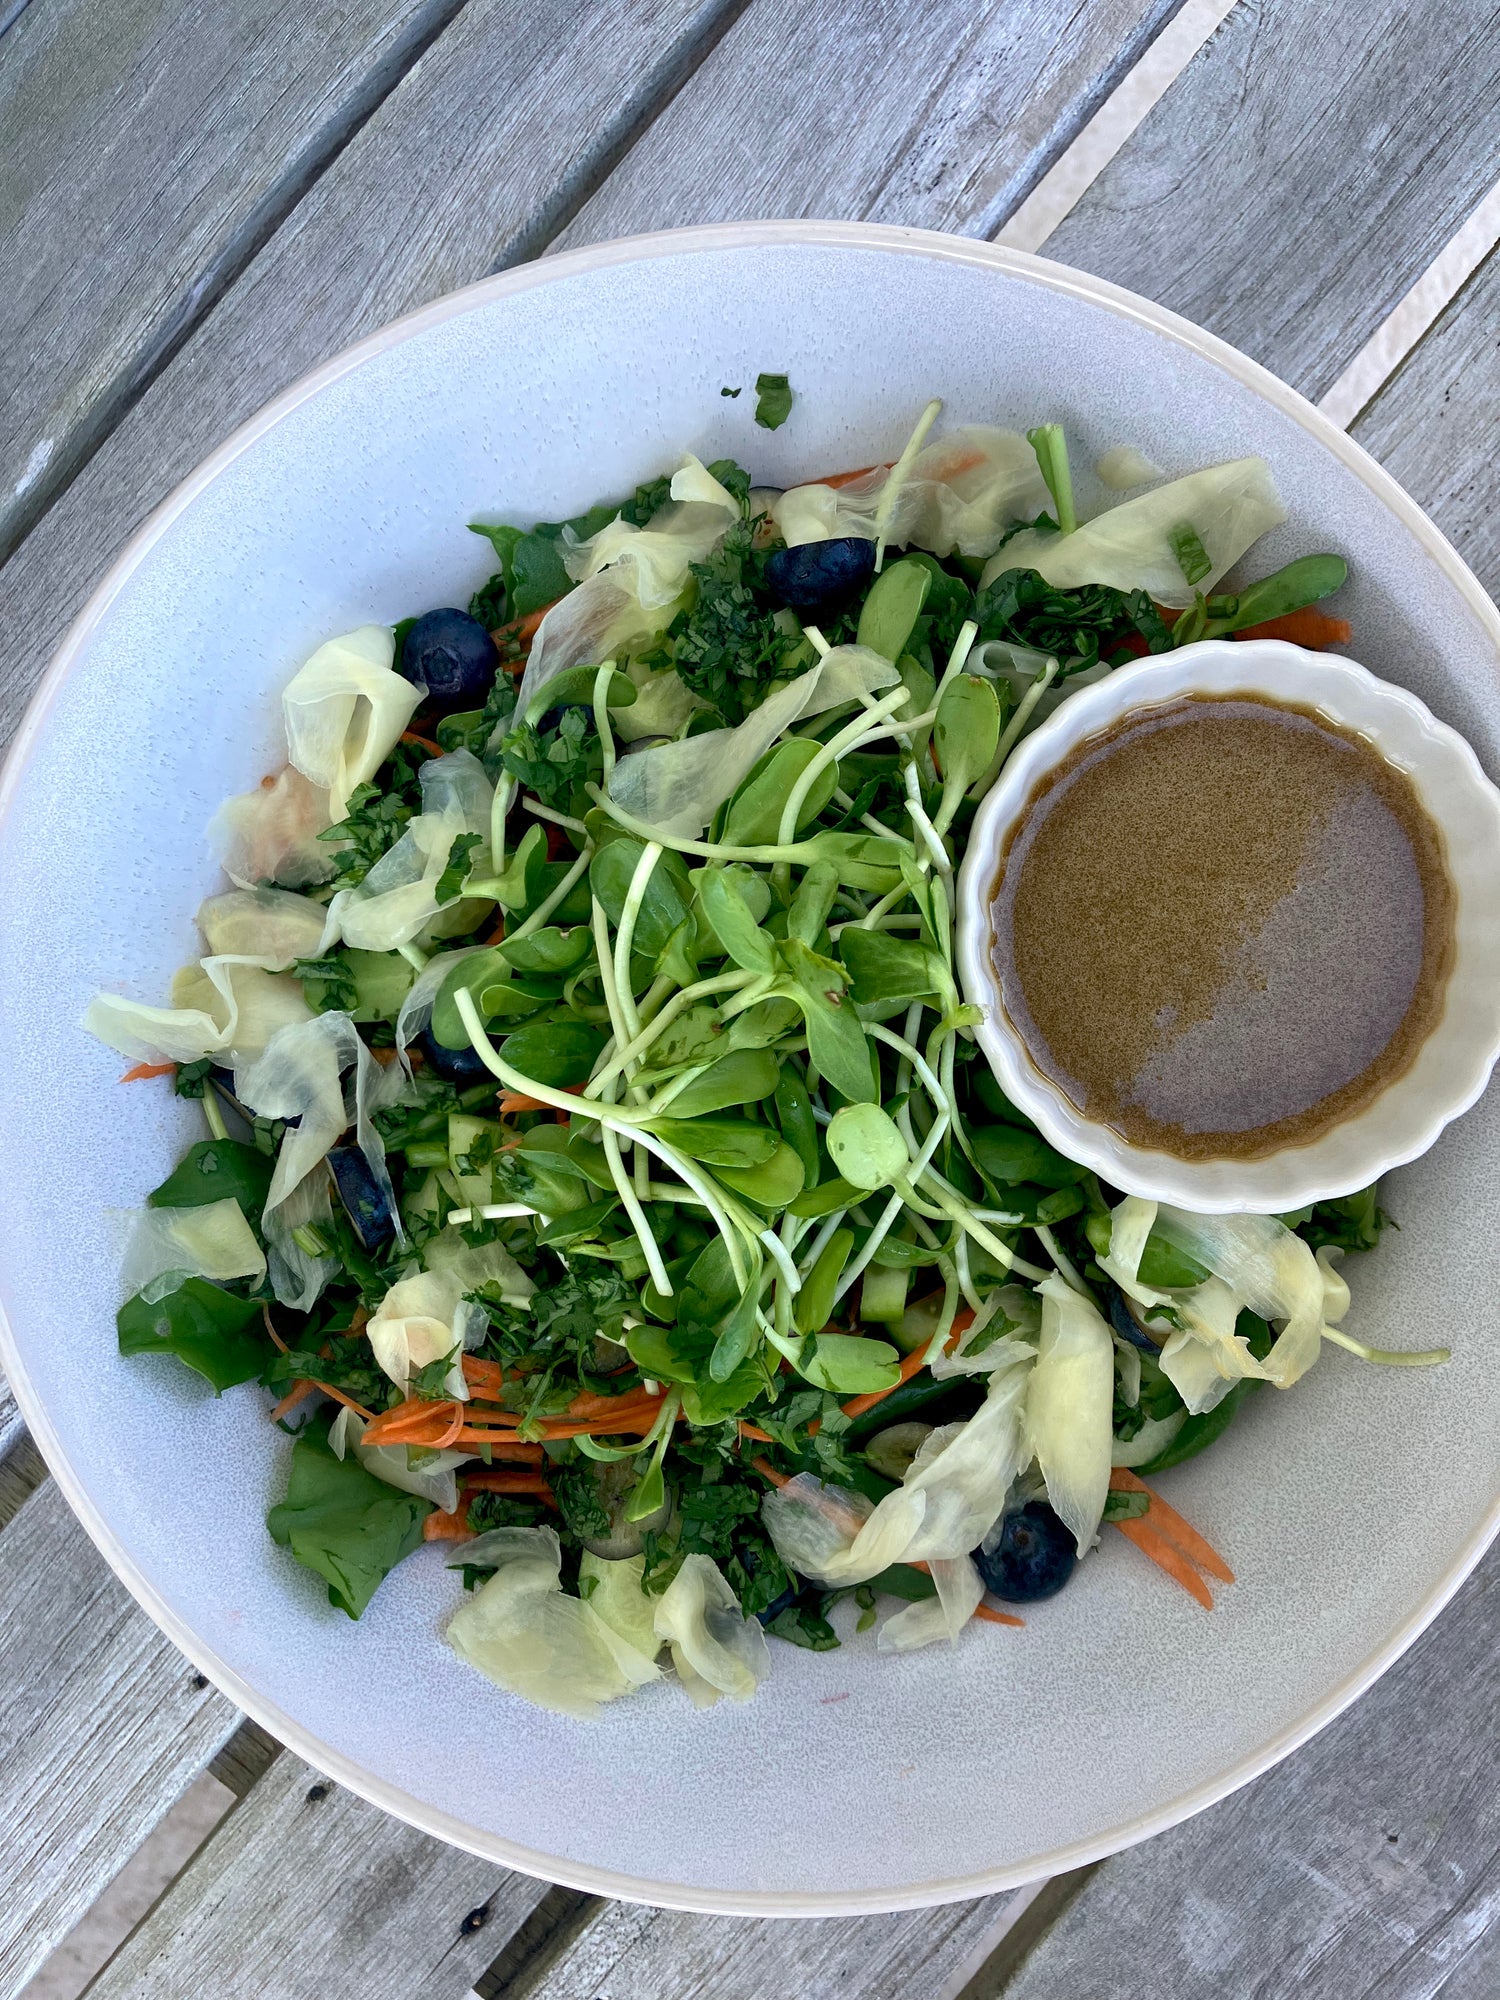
top-left (1026, 424), bottom-right (1078, 536)
top-left (266, 1422), bottom-right (430, 1619)
top-left (435, 831), bottom-right (484, 905)
top-left (147, 1139), bottom-right (275, 1221)
top-left (1169, 521), bottom-right (1212, 587)
top-left (117, 1279), bottom-right (265, 1392)
top-left (753, 372), bottom-right (794, 431)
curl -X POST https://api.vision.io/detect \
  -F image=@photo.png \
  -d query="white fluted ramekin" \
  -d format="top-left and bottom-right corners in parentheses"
top-left (955, 638), bottom-right (1500, 1212)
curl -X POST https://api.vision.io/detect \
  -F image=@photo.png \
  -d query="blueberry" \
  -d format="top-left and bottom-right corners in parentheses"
top-left (327, 1145), bottom-right (397, 1251)
top-left (764, 537), bottom-right (876, 617)
top-left (418, 1025), bottom-right (492, 1085)
top-left (974, 1501), bottom-right (1076, 1602)
top-left (399, 608), bottom-right (500, 714)
top-left (1106, 1285), bottom-right (1158, 1353)
top-left (755, 1586), bottom-right (796, 1627)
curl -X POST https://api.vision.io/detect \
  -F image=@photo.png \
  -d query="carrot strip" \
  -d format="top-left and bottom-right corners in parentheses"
top-left (424, 1507), bottom-right (472, 1541)
top-left (433, 1400), bottom-right (467, 1449)
top-left (270, 1380), bottom-right (316, 1421)
top-left (1108, 1469), bottom-right (1234, 1582)
top-left (481, 912), bottom-right (507, 945)
top-left (1234, 608), bottom-right (1352, 649)
top-left (752, 1455), bottom-right (789, 1488)
top-left (119, 1060), bottom-right (177, 1082)
top-left (491, 602), bottom-right (560, 647)
top-left (499, 1092), bottom-right (547, 1114)
top-left (974, 1602), bottom-right (1025, 1630)
top-left (461, 1356), bottom-right (508, 1399)
top-left (1115, 1517), bottom-right (1215, 1609)
top-left (313, 1381), bottom-right (376, 1421)
top-left (401, 730), bottom-right (445, 755)
top-left (262, 1305), bottom-right (289, 1355)
top-left (739, 1421), bottom-right (774, 1443)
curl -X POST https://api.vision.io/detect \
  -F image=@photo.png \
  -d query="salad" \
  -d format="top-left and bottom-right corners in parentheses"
top-left (85, 395), bottom-right (1445, 1721)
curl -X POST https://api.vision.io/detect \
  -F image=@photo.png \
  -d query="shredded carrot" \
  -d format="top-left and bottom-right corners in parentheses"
top-left (424, 1506), bottom-right (472, 1541)
top-left (1234, 607), bottom-right (1352, 649)
top-left (462, 1469), bottom-right (556, 1498)
top-left (461, 1356), bottom-right (507, 1400)
top-left (814, 463), bottom-right (887, 490)
top-left (752, 1455), bottom-right (788, 1488)
top-left (498, 1091), bottom-right (547, 1114)
top-left (1115, 1517), bottom-right (1215, 1609)
top-left (492, 602), bottom-right (559, 648)
top-left (481, 912), bottom-right (507, 945)
top-left (401, 730), bottom-right (445, 755)
top-left (262, 1305), bottom-right (289, 1355)
top-left (119, 1060), bottom-right (176, 1082)
top-left (974, 1602), bottom-right (1025, 1629)
top-left (270, 1380), bottom-right (317, 1422)
top-left (312, 1381), bottom-right (376, 1421)
top-left (841, 1309), bottom-right (974, 1422)
top-left (433, 1400), bottom-right (467, 1449)
top-left (1109, 1469), bottom-right (1234, 1583)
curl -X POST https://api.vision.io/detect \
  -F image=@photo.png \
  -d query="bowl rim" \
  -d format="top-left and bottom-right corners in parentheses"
top-left (3, 218), bottom-right (1500, 1916)
top-left (955, 637), bottom-right (1500, 1212)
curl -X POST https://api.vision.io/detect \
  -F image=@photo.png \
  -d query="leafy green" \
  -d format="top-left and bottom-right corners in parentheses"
top-left (500, 707), bottom-right (601, 817)
top-left (266, 1422), bottom-right (429, 1618)
top-left (117, 1279), bottom-right (266, 1392)
top-left (436, 831), bottom-right (483, 905)
top-left (976, 567), bottom-right (1170, 670)
top-left (1281, 1185), bottom-right (1386, 1254)
top-left (1026, 424), bottom-right (1077, 535)
top-left (1169, 521), bottom-right (1212, 587)
top-left (753, 372), bottom-right (794, 430)
top-left (147, 1139), bottom-right (275, 1220)
top-left (173, 1057), bottom-right (214, 1099)
top-left (551, 1463), bottom-right (613, 1544)
top-left (319, 744), bottom-right (424, 887)
top-left (658, 519), bottom-right (799, 725)
top-left (294, 954), bottom-right (358, 1015)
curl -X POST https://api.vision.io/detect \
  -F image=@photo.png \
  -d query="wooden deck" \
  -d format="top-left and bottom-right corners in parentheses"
top-left (3, 1), bottom-right (1499, 1992)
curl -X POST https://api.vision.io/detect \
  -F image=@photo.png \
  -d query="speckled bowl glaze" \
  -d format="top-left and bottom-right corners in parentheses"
top-left (3, 223), bottom-right (1500, 1916)
top-left (956, 639), bottom-right (1500, 1212)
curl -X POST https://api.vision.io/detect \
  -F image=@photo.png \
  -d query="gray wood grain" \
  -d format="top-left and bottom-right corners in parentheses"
top-left (1044, 0), bottom-right (1500, 402)
top-left (556, 0), bottom-right (1185, 252)
top-left (0, 1478), bottom-right (239, 2000)
top-left (989, 1543), bottom-right (1500, 2000)
top-left (0, 0), bottom-right (473, 565)
top-left (1350, 245), bottom-right (1500, 601)
top-left (0, 1364), bottom-right (23, 1469)
top-left (0, 0), bottom-right (740, 760)
top-left (84, 1750), bottom-right (551, 2000)
top-left (504, 1889), bottom-right (1027, 2000)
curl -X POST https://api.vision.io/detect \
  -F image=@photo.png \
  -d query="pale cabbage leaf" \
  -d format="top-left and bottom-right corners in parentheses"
top-left (207, 765), bottom-right (337, 890)
top-left (196, 887), bottom-right (329, 964)
top-left (560, 454), bottom-right (740, 607)
top-left (579, 1551), bottom-right (661, 1661)
top-left (86, 957), bottom-right (312, 1066)
top-left (771, 428), bottom-right (1047, 559)
top-left (982, 456), bottom-right (1286, 607)
top-left (1021, 1275), bottom-right (1115, 1554)
top-left (365, 1267), bottom-right (472, 1401)
top-left (652, 1553), bottom-right (770, 1709)
top-left (607, 644), bottom-right (899, 837)
top-left (282, 625), bottom-right (420, 820)
top-left (116, 1198), bottom-right (266, 1303)
top-left (1096, 446), bottom-right (1163, 490)
top-left (877, 1552), bottom-right (984, 1655)
top-left (445, 1526), bottom-right (661, 1721)
top-left (321, 750), bottom-right (493, 954)
top-left (328, 1408), bottom-right (469, 1513)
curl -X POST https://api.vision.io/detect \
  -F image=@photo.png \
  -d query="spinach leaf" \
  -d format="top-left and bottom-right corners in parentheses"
top-left (469, 523), bottom-right (573, 619)
top-left (971, 1123), bottom-right (1084, 1191)
top-left (1279, 1184), bottom-right (1386, 1254)
top-left (754, 372), bottom-right (794, 430)
top-left (499, 1018), bottom-right (606, 1086)
top-left (147, 1139), bottom-right (274, 1220)
top-left (117, 1279), bottom-right (265, 1392)
top-left (976, 568), bottom-right (1170, 669)
top-left (266, 1422), bottom-right (429, 1619)
top-left (436, 831), bottom-right (483, 904)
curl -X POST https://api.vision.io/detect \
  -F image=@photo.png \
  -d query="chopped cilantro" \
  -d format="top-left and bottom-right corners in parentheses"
top-left (293, 954), bottom-right (358, 1015)
top-left (435, 831), bottom-right (483, 905)
top-left (660, 519), bottom-right (801, 725)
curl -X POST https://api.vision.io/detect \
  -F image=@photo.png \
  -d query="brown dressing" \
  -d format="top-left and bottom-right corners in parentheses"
top-left (989, 693), bottom-right (1455, 1161)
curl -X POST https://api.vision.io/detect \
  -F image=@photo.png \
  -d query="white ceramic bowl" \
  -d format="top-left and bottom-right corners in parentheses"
top-left (956, 639), bottom-right (1500, 1211)
top-left (4, 223), bottom-right (1500, 1915)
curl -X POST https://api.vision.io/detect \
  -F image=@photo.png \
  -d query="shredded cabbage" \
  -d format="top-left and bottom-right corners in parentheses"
top-left (445, 1526), bottom-right (661, 1720)
top-left (652, 1553), bottom-right (770, 1709)
top-left (116, 1198), bottom-right (266, 1303)
top-left (322, 750), bottom-right (493, 953)
top-left (982, 456), bottom-right (1286, 606)
top-left (86, 956), bottom-right (312, 1067)
top-left (235, 1013), bottom-right (407, 1307)
top-left (560, 454), bottom-right (740, 607)
top-left (877, 1553), bottom-right (984, 1654)
top-left (365, 1267), bottom-right (473, 1401)
top-left (1023, 1275), bottom-right (1114, 1554)
top-left (607, 644), bottom-right (899, 836)
top-left (196, 887), bottom-right (329, 963)
top-left (930, 1293), bottom-right (1040, 1377)
top-left (208, 765), bottom-right (336, 890)
top-left (771, 428), bottom-right (1047, 559)
top-left (1155, 1206), bottom-right (1330, 1389)
top-left (422, 1224), bottom-right (533, 1306)
top-left (1095, 446), bottom-right (1162, 490)
top-left (579, 1551), bottom-right (661, 1661)
top-left (328, 1408), bottom-right (468, 1512)
top-left (282, 625), bottom-right (420, 820)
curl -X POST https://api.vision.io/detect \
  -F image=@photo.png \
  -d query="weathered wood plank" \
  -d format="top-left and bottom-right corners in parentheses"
top-left (1043, 0), bottom-right (1500, 402)
top-left (1349, 245), bottom-right (1500, 601)
top-left (0, 1364), bottom-right (23, 1469)
top-left (989, 1543), bottom-right (1500, 1999)
top-left (0, 0), bottom-right (474, 565)
top-left (0, 1479), bottom-right (238, 2000)
top-left (0, 0), bottom-right (740, 758)
top-left (502, 1889), bottom-right (1028, 2000)
top-left (84, 1751), bottom-right (550, 2000)
top-left (555, 0), bottom-right (1185, 252)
